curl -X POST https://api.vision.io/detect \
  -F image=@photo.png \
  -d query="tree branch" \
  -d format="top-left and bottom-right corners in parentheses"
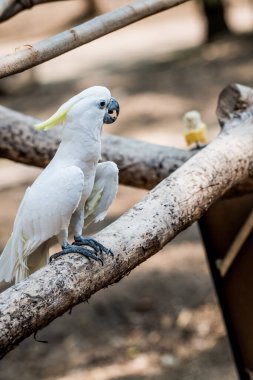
top-left (0, 105), bottom-right (194, 189)
top-left (0, 104), bottom-right (253, 195)
top-left (0, 0), bottom-right (68, 22)
top-left (0, 0), bottom-right (189, 78)
top-left (0, 96), bottom-right (253, 357)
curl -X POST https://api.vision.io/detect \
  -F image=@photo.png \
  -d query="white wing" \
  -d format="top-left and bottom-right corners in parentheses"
top-left (85, 162), bottom-right (118, 227)
top-left (0, 166), bottom-right (84, 283)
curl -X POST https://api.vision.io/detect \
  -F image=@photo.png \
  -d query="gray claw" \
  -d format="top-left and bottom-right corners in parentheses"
top-left (49, 245), bottom-right (103, 265)
top-left (73, 236), bottom-right (113, 257)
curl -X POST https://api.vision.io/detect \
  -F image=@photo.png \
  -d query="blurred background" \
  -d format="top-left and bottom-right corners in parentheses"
top-left (1, 0), bottom-right (253, 379)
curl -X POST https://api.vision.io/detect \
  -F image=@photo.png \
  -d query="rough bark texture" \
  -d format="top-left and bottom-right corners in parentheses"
top-left (0, 106), bottom-right (60, 168)
top-left (102, 134), bottom-right (195, 189)
top-left (0, 105), bottom-right (194, 189)
top-left (0, 111), bottom-right (252, 357)
top-left (1, 105), bottom-right (253, 195)
top-left (0, 0), bottom-right (189, 78)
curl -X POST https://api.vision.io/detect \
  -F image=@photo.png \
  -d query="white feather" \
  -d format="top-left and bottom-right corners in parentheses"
top-left (85, 162), bottom-right (119, 227)
top-left (0, 167), bottom-right (84, 283)
top-left (0, 86), bottom-right (114, 284)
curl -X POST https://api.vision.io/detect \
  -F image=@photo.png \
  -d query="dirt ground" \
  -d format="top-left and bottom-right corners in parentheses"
top-left (1, 1), bottom-right (253, 379)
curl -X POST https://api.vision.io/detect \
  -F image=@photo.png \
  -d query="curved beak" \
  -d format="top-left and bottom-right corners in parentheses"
top-left (103, 97), bottom-right (120, 124)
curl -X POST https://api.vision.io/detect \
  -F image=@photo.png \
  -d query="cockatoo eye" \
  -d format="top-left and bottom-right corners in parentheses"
top-left (99, 100), bottom-right (106, 109)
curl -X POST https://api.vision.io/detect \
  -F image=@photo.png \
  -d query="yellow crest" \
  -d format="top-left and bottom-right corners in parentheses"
top-left (35, 108), bottom-right (70, 131)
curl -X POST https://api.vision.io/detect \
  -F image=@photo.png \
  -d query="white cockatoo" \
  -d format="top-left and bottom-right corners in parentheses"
top-left (0, 86), bottom-right (119, 284)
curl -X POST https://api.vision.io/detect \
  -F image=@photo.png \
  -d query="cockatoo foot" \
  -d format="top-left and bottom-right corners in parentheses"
top-left (73, 236), bottom-right (113, 257)
top-left (49, 244), bottom-right (103, 265)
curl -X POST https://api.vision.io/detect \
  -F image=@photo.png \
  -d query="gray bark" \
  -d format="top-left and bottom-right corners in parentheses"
top-left (0, 105), bottom-right (193, 189)
top-left (0, 84), bottom-right (253, 357)
top-left (0, 105), bottom-right (252, 195)
top-left (0, 0), bottom-right (189, 78)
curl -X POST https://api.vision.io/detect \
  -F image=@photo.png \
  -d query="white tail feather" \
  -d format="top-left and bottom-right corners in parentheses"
top-left (14, 242), bottom-right (50, 283)
top-left (27, 242), bottom-right (50, 276)
top-left (15, 261), bottom-right (29, 284)
top-left (0, 235), bottom-right (50, 284)
top-left (0, 236), bottom-right (16, 283)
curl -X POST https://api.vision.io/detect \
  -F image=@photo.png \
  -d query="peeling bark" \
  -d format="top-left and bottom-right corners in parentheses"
top-left (0, 107), bottom-right (253, 357)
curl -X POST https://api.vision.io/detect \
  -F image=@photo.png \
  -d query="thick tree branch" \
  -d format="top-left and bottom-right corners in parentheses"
top-left (0, 105), bottom-right (194, 189)
top-left (0, 99), bottom-right (252, 357)
top-left (0, 0), bottom-right (65, 22)
top-left (0, 0), bottom-right (189, 78)
top-left (0, 104), bottom-right (253, 195)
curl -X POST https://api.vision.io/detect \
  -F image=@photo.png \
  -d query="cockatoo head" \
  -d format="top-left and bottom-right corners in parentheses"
top-left (35, 86), bottom-right (120, 132)
top-left (183, 110), bottom-right (202, 131)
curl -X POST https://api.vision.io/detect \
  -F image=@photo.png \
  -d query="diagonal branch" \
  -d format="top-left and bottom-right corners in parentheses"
top-left (0, 0), bottom-right (189, 78)
top-left (0, 97), bottom-right (253, 357)
top-left (0, 0), bottom-right (65, 23)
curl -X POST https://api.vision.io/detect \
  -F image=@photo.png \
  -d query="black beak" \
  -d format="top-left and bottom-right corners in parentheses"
top-left (103, 97), bottom-right (120, 124)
